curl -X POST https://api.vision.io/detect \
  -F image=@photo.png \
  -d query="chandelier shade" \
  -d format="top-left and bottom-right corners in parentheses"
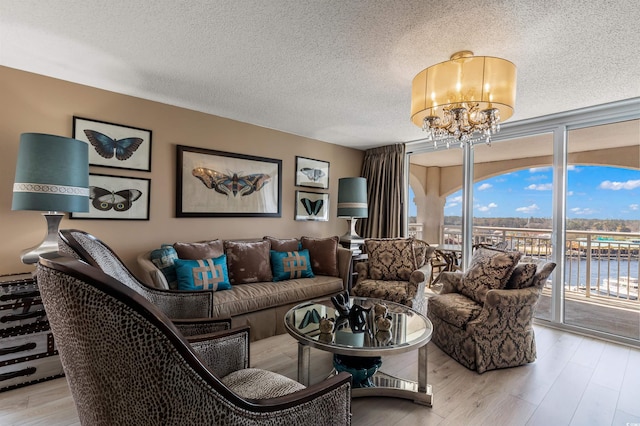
top-left (411, 51), bottom-right (516, 146)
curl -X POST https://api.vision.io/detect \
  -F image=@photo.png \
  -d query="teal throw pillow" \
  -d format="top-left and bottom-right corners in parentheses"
top-left (270, 249), bottom-right (315, 282)
top-left (174, 255), bottom-right (232, 291)
top-left (149, 244), bottom-right (179, 289)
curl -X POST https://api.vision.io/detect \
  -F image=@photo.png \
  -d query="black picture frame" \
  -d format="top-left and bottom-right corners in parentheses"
top-left (70, 173), bottom-right (151, 220)
top-left (295, 156), bottom-right (330, 189)
top-left (176, 145), bottom-right (282, 218)
top-left (295, 190), bottom-right (329, 221)
top-left (73, 116), bottom-right (152, 172)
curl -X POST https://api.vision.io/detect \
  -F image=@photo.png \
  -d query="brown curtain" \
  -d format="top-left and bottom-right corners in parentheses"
top-left (357, 144), bottom-right (406, 238)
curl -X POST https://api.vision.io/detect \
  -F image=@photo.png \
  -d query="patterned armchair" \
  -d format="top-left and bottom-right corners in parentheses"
top-left (58, 229), bottom-right (218, 327)
top-left (351, 238), bottom-right (433, 314)
top-left (427, 247), bottom-right (556, 373)
top-left (37, 253), bottom-right (352, 425)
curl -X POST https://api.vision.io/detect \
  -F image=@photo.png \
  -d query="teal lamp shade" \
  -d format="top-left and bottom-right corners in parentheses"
top-left (12, 133), bottom-right (89, 264)
top-left (12, 133), bottom-right (90, 213)
top-left (337, 177), bottom-right (368, 218)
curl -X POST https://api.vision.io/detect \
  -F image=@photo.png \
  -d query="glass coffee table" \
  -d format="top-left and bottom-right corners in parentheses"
top-left (284, 296), bottom-right (433, 406)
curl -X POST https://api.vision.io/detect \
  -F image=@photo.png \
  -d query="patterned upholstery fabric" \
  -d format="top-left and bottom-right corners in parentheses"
top-left (62, 231), bottom-right (214, 319)
top-left (37, 257), bottom-right (352, 425)
top-left (412, 240), bottom-right (434, 268)
top-left (224, 240), bottom-right (273, 284)
top-left (364, 238), bottom-right (417, 281)
top-left (460, 247), bottom-right (522, 304)
top-left (505, 263), bottom-right (538, 289)
top-left (427, 261), bottom-right (556, 373)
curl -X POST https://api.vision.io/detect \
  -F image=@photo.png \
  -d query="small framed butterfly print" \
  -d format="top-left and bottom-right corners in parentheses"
top-left (295, 191), bottom-right (329, 221)
top-left (70, 173), bottom-right (151, 220)
top-left (177, 145), bottom-right (281, 218)
top-left (73, 116), bottom-right (152, 171)
top-left (295, 156), bottom-right (329, 189)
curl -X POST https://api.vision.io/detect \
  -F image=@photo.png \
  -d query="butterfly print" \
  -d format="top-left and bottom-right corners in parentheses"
top-left (84, 129), bottom-right (143, 161)
top-left (192, 167), bottom-right (270, 197)
top-left (300, 168), bottom-right (325, 182)
top-left (90, 187), bottom-right (142, 211)
top-left (301, 198), bottom-right (323, 215)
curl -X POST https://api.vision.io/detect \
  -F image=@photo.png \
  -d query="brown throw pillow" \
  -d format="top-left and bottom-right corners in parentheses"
top-left (364, 238), bottom-right (417, 281)
top-left (173, 240), bottom-right (224, 260)
top-left (461, 247), bottom-right (521, 303)
top-left (505, 263), bottom-right (538, 289)
top-left (300, 236), bottom-right (339, 277)
top-left (263, 236), bottom-right (300, 252)
top-left (224, 240), bottom-right (273, 284)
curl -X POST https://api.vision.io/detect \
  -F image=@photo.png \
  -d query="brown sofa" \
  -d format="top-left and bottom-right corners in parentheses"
top-left (427, 247), bottom-right (556, 373)
top-left (137, 236), bottom-right (351, 341)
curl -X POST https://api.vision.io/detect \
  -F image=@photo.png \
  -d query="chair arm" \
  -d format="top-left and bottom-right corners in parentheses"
top-left (173, 317), bottom-right (231, 337)
top-left (438, 271), bottom-right (464, 294)
top-left (469, 286), bottom-right (540, 331)
top-left (336, 247), bottom-right (352, 291)
top-left (410, 263), bottom-right (431, 285)
top-left (250, 371), bottom-right (352, 421)
top-left (355, 261), bottom-right (369, 281)
top-left (188, 326), bottom-right (250, 378)
top-left (483, 286), bottom-right (541, 308)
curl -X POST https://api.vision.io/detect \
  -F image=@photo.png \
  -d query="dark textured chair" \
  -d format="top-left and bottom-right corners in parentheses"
top-left (59, 229), bottom-right (217, 326)
top-left (427, 247), bottom-right (556, 373)
top-left (37, 253), bottom-right (352, 425)
top-left (351, 238), bottom-right (433, 314)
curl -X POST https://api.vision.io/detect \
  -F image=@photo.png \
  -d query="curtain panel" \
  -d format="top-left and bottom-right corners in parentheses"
top-left (358, 144), bottom-right (406, 238)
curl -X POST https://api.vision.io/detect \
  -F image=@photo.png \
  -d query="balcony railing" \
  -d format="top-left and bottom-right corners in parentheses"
top-left (435, 225), bottom-right (640, 303)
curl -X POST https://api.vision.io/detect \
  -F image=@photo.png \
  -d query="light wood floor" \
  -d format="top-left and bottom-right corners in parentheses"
top-left (1, 324), bottom-right (639, 425)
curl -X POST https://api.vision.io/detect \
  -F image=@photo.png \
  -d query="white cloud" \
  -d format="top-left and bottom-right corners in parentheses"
top-left (571, 207), bottom-right (596, 215)
top-left (529, 167), bottom-right (550, 173)
top-left (477, 202), bottom-right (498, 212)
top-left (599, 179), bottom-right (640, 190)
top-left (477, 183), bottom-right (492, 191)
top-left (567, 191), bottom-right (574, 196)
top-left (516, 204), bottom-right (539, 213)
top-left (525, 183), bottom-right (553, 191)
top-left (445, 195), bottom-right (463, 209)
top-left (630, 204), bottom-right (639, 211)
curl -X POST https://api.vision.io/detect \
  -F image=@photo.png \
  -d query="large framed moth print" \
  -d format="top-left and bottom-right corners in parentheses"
top-left (176, 145), bottom-right (282, 218)
top-left (70, 174), bottom-right (151, 220)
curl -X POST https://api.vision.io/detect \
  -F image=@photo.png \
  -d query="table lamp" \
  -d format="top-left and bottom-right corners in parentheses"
top-left (337, 177), bottom-right (368, 252)
top-left (12, 133), bottom-right (89, 264)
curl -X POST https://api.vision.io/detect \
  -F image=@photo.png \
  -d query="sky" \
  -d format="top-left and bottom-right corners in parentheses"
top-left (409, 165), bottom-right (640, 220)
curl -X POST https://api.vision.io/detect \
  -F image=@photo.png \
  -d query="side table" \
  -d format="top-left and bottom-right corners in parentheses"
top-left (0, 272), bottom-right (64, 392)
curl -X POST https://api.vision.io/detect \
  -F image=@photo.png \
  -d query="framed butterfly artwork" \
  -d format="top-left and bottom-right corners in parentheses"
top-left (295, 156), bottom-right (330, 189)
top-left (73, 116), bottom-right (152, 171)
top-left (295, 191), bottom-right (329, 221)
top-left (177, 145), bottom-right (282, 218)
top-left (70, 173), bottom-right (151, 220)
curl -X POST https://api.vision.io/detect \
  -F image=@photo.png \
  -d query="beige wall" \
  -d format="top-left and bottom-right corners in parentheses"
top-left (0, 66), bottom-right (364, 275)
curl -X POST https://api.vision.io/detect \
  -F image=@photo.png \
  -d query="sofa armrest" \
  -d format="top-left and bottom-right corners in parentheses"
top-left (469, 286), bottom-right (540, 331)
top-left (336, 247), bottom-right (351, 291)
top-left (410, 263), bottom-right (431, 285)
top-left (438, 271), bottom-right (464, 294)
top-left (137, 250), bottom-right (170, 289)
top-left (188, 326), bottom-right (250, 378)
top-left (174, 317), bottom-right (232, 337)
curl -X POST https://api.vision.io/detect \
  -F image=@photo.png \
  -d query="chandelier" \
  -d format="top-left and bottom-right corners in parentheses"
top-left (411, 51), bottom-right (517, 148)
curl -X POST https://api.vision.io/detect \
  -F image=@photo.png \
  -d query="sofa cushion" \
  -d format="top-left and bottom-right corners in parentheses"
top-left (531, 262), bottom-right (556, 289)
top-left (210, 276), bottom-right (344, 318)
top-left (264, 236), bottom-right (300, 252)
top-left (505, 263), bottom-right (538, 289)
top-left (461, 247), bottom-right (521, 303)
top-left (300, 236), bottom-right (339, 277)
top-left (365, 238), bottom-right (417, 281)
top-left (270, 249), bottom-right (314, 281)
top-left (174, 255), bottom-right (231, 291)
top-left (428, 293), bottom-right (483, 329)
top-left (173, 240), bottom-right (224, 260)
top-left (149, 244), bottom-right (179, 289)
top-left (225, 240), bottom-right (273, 284)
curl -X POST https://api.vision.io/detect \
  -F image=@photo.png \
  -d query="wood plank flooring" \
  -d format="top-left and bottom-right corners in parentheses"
top-left (1, 324), bottom-right (639, 425)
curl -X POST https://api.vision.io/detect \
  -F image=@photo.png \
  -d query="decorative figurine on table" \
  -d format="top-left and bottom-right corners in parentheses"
top-left (330, 291), bottom-right (371, 333)
top-left (331, 291), bottom-right (351, 317)
top-left (318, 316), bottom-right (335, 343)
top-left (373, 302), bottom-right (388, 319)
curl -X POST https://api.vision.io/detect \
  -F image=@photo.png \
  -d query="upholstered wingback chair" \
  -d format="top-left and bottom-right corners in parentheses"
top-left (427, 247), bottom-right (556, 373)
top-left (351, 238), bottom-right (433, 314)
top-left (37, 253), bottom-right (352, 425)
top-left (58, 229), bottom-right (218, 325)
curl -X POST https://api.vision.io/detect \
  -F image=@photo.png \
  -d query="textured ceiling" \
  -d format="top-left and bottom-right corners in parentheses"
top-left (1, 1), bottom-right (639, 150)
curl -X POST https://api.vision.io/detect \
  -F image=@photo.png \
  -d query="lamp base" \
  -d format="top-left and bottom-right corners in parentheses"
top-left (20, 212), bottom-right (64, 265)
top-left (339, 218), bottom-right (365, 253)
